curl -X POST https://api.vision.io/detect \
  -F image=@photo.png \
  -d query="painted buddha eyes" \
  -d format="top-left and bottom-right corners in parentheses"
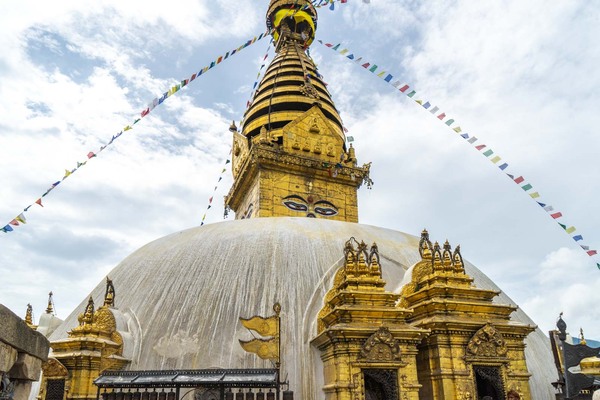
top-left (314, 203), bottom-right (338, 216)
top-left (282, 198), bottom-right (308, 212)
top-left (282, 195), bottom-right (338, 217)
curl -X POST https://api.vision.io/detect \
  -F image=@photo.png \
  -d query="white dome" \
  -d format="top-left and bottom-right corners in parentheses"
top-left (50, 217), bottom-right (556, 399)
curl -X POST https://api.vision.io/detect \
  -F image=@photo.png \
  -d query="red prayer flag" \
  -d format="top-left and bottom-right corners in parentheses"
top-left (361, 62), bottom-right (370, 68)
top-left (514, 176), bottom-right (525, 184)
top-left (87, 152), bottom-right (96, 159)
top-left (437, 113), bottom-right (446, 120)
top-left (9, 219), bottom-right (19, 226)
top-left (551, 212), bottom-right (563, 219)
top-left (475, 145), bottom-right (486, 150)
top-left (35, 198), bottom-right (44, 207)
top-left (399, 85), bottom-right (409, 92)
top-left (141, 108), bottom-right (150, 117)
top-left (587, 250), bottom-right (598, 256)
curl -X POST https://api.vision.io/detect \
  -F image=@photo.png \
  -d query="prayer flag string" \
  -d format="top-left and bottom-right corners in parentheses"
top-left (1, 31), bottom-right (269, 235)
top-left (200, 150), bottom-right (232, 226)
top-left (318, 39), bottom-right (599, 270)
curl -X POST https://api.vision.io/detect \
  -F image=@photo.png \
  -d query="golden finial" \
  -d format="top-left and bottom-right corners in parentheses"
top-left (419, 229), bottom-right (433, 260)
top-left (78, 297), bottom-right (95, 326)
top-left (453, 245), bottom-right (464, 273)
top-left (104, 277), bottom-right (115, 307)
top-left (579, 327), bottom-right (587, 346)
top-left (25, 303), bottom-right (34, 326)
top-left (433, 242), bottom-right (443, 271)
top-left (45, 291), bottom-right (55, 315)
top-left (442, 240), bottom-right (453, 270)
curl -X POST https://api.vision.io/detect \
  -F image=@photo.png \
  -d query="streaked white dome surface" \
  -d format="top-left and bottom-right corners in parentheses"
top-left (50, 217), bottom-right (556, 399)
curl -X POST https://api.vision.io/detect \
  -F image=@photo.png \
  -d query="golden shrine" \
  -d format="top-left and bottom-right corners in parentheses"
top-left (28, 1), bottom-right (560, 400)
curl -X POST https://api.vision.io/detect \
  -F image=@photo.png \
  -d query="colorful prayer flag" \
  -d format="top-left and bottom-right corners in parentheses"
top-left (587, 250), bottom-right (597, 256)
top-left (551, 212), bottom-right (563, 219)
top-left (35, 199), bottom-right (43, 207)
top-left (565, 227), bottom-right (576, 234)
top-left (15, 214), bottom-right (26, 224)
top-left (87, 152), bottom-right (96, 159)
top-left (573, 235), bottom-right (583, 241)
top-left (514, 176), bottom-right (525, 184)
top-left (521, 184), bottom-right (533, 191)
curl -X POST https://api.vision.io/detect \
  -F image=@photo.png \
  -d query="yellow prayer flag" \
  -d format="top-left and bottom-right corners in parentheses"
top-left (529, 192), bottom-right (540, 199)
top-left (490, 156), bottom-right (501, 164)
top-left (64, 169), bottom-right (72, 178)
top-left (415, 100), bottom-right (423, 105)
top-left (239, 338), bottom-right (279, 361)
top-left (240, 315), bottom-right (278, 337)
top-left (124, 125), bottom-right (132, 131)
top-left (453, 127), bottom-right (462, 133)
top-left (566, 226), bottom-right (576, 234)
top-left (377, 71), bottom-right (386, 78)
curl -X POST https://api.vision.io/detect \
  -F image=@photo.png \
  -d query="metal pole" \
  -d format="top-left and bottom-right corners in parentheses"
top-left (557, 314), bottom-right (570, 399)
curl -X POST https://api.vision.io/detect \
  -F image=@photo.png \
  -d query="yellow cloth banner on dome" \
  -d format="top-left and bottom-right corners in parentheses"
top-left (240, 315), bottom-right (279, 337)
top-left (273, 9), bottom-right (315, 45)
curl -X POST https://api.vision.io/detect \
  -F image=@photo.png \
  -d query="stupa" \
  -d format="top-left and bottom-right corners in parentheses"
top-left (39, 1), bottom-right (557, 399)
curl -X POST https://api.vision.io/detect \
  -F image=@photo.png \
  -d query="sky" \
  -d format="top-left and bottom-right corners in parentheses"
top-left (0, 0), bottom-right (599, 340)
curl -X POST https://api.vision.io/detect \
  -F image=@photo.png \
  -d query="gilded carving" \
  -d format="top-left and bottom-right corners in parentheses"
top-left (93, 308), bottom-right (117, 333)
top-left (300, 82), bottom-right (319, 99)
top-left (467, 324), bottom-right (508, 357)
top-left (42, 358), bottom-right (68, 378)
top-left (360, 327), bottom-right (401, 361)
top-left (456, 383), bottom-right (474, 400)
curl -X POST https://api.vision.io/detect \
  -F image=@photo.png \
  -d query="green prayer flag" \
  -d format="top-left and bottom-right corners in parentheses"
top-left (483, 149), bottom-right (494, 157)
top-left (559, 223), bottom-right (567, 230)
top-left (521, 184), bottom-right (533, 191)
top-left (369, 65), bottom-right (378, 72)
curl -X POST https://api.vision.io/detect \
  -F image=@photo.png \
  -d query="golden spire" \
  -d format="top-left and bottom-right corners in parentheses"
top-left (45, 291), bottom-right (55, 315)
top-left (243, 0), bottom-right (343, 145)
top-left (580, 327), bottom-right (587, 346)
top-left (24, 303), bottom-right (34, 326)
top-left (225, 0), bottom-right (371, 222)
top-left (77, 297), bottom-right (95, 326)
top-left (104, 277), bottom-right (115, 307)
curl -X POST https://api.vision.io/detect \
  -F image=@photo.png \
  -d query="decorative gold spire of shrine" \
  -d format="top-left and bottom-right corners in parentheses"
top-left (24, 303), bottom-right (35, 328)
top-left (225, 0), bottom-right (371, 222)
top-left (580, 327), bottom-right (587, 346)
top-left (45, 291), bottom-right (55, 314)
top-left (104, 277), bottom-right (115, 307)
